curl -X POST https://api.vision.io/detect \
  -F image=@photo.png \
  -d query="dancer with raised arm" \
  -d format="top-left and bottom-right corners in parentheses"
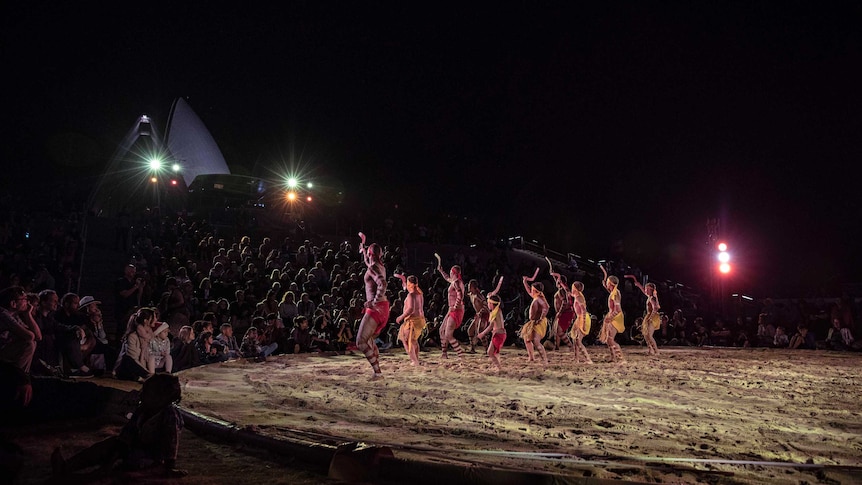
top-left (547, 258), bottom-right (575, 353)
top-left (466, 276), bottom-right (504, 353)
top-left (477, 284), bottom-right (506, 372)
top-left (435, 253), bottom-right (466, 362)
top-left (394, 274), bottom-right (426, 366)
top-left (356, 232), bottom-right (389, 380)
top-left (568, 281), bottom-right (593, 364)
top-left (625, 275), bottom-right (660, 355)
top-left (599, 264), bottom-right (625, 363)
top-left (519, 268), bottom-right (550, 365)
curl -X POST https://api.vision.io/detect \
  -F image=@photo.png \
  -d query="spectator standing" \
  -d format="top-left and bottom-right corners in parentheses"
top-left (114, 264), bottom-right (144, 327)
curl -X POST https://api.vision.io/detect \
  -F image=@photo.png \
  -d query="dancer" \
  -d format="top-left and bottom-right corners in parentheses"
top-left (599, 265), bottom-right (625, 363)
top-left (394, 274), bottom-right (426, 366)
top-left (519, 268), bottom-right (549, 365)
top-left (466, 276), bottom-right (503, 353)
top-left (435, 253), bottom-right (466, 361)
top-left (356, 232), bottom-right (389, 380)
top-left (568, 281), bottom-right (593, 364)
top-left (476, 288), bottom-right (506, 372)
top-left (547, 258), bottom-right (575, 353)
top-left (625, 275), bottom-right (660, 355)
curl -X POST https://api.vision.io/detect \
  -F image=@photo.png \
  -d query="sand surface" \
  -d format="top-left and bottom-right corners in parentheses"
top-left (178, 346), bottom-right (862, 484)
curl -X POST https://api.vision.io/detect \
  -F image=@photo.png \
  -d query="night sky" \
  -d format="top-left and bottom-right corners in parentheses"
top-left (3, 2), bottom-right (861, 297)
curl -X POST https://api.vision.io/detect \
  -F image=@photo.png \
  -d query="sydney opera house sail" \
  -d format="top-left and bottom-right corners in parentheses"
top-left (166, 98), bottom-right (231, 186)
top-left (87, 98), bottom-right (231, 217)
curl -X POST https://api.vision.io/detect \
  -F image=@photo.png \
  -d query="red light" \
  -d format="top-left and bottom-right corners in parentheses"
top-left (719, 263), bottom-right (731, 274)
top-left (170, 179), bottom-right (178, 186)
top-left (306, 196), bottom-right (312, 202)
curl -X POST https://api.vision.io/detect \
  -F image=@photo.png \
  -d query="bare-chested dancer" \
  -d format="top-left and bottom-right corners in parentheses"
top-left (599, 264), bottom-right (625, 363)
top-left (466, 276), bottom-right (503, 353)
top-left (625, 275), bottom-right (660, 355)
top-left (477, 289), bottom-right (506, 372)
top-left (568, 281), bottom-right (593, 364)
top-left (549, 268), bottom-right (576, 353)
top-left (519, 268), bottom-right (549, 365)
top-left (356, 232), bottom-right (389, 380)
top-left (395, 274), bottom-right (426, 366)
top-left (435, 254), bottom-right (466, 361)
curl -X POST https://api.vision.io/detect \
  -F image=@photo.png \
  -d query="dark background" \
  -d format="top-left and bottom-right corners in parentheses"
top-left (3, 2), bottom-right (860, 297)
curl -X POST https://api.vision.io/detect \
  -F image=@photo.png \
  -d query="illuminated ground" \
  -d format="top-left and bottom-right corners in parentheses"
top-left (178, 346), bottom-right (862, 484)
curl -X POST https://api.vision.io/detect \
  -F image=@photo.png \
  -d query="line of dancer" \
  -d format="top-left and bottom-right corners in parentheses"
top-left (356, 234), bottom-right (658, 372)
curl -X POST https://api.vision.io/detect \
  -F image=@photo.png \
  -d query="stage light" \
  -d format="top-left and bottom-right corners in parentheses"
top-left (172, 163), bottom-right (181, 172)
top-left (170, 179), bottom-right (178, 186)
top-left (306, 196), bottom-right (312, 202)
top-left (719, 263), bottom-right (731, 274)
top-left (287, 178), bottom-right (298, 188)
top-left (150, 177), bottom-right (158, 183)
top-left (307, 182), bottom-right (313, 189)
top-left (286, 191), bottom-right (297, 201)
top-left (717, 242), bottom-right (727, 252)
top-left (718, 252), bottom-right (730, 263)
top-left (149, 159), bottom-right (163, 171)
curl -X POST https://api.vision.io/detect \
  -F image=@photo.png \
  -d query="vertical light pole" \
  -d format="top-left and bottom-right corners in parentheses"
top-left (716, 242), bottom-right (731, 317)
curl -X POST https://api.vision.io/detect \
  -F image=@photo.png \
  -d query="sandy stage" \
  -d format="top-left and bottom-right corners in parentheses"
top-left (177, 346), bottom-right (862, 484)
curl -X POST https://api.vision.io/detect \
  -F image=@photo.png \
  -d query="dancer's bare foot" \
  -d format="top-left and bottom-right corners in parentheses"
top-left (370, 373), bottom-right (384, 381)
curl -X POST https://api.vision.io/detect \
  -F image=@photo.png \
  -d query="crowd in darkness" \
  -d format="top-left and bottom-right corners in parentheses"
top-left (2, 194), bottom-right (860, 387)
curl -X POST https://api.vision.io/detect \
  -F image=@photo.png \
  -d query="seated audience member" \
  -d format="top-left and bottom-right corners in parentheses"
top-left (756, 313), bottom-right (776, 347)
top-left (240, 326), bottom-right (277, 360)
top-left (310, 314), bottom-right (335, 352)
top-left (825, 318), bottom-right (855, 351)
top-left (170, 326), bottom-right (199, 371)
top-left (51, 373), bottom-right (187, 478)
top-left (32, 290), bottom-right (62, 375)
top-left (789, 324), bottom-right (816, 350)
top-left (114, 309), bottom-right (156, 381)
top-left (215, 323), bottom-right (241, 359)
top-left (690, 317), bottom-right (710, 347)
top-left (335, 317), bottom-right (354, 351)
top-left (52, 292), bottom-right (96, 377)
top-left (0, 286), bottom-right (41, 374)
top-left (260, 313), bottom-right (286, 354)
top-left (287, 316), bottom-right (314, 354)
top-left (773, 326), bottom-right (790, 348)
top-left (79, 295), bottom-right (118, 373)
top-left (194, 331), bottom-right (227, 365)
top-left (148, 322), bottom-right (173, 374)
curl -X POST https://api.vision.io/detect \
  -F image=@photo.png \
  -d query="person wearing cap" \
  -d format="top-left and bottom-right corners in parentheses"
top-left (80, 295), bottom-right (118, 374)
